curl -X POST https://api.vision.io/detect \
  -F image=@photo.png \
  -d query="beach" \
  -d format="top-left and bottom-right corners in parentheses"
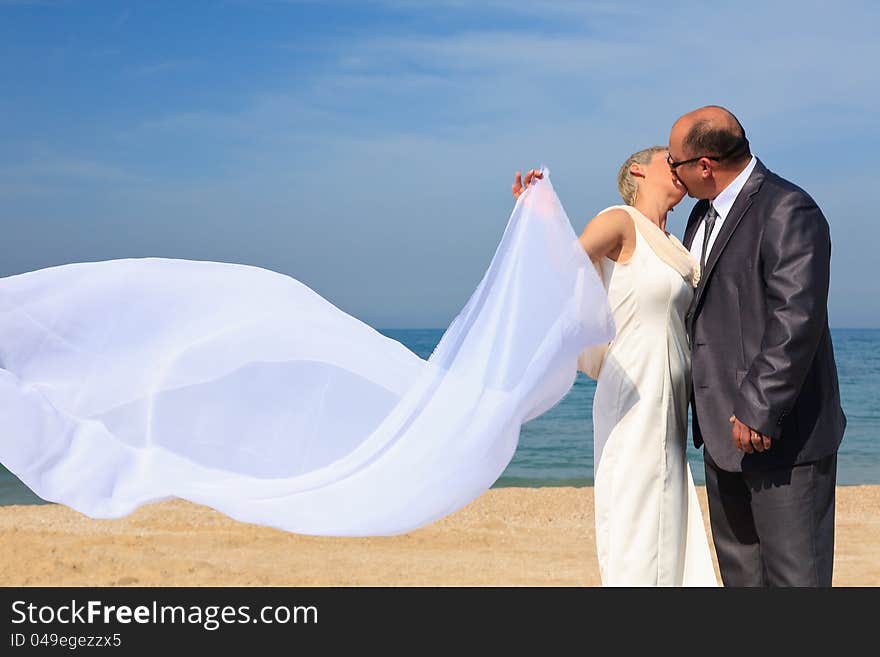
top-left (1, 486), bottom-right (877, 586)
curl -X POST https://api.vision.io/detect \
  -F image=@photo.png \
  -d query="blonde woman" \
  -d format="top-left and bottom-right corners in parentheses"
top-left (514, 148), bottom-right (718, 586)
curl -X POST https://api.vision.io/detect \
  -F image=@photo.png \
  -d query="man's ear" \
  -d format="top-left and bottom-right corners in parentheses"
top-left (698, 158), bottom-right (714, 180)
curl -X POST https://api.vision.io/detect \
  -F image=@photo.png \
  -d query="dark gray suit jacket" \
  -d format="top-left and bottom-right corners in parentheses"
top-left (683, 159), bottom-right (846, 472)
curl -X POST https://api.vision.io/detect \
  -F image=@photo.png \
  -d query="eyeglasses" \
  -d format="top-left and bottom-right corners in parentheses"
top-left (667, 137), bottom-right (749, 171)
top-left (666, 152), bottom-right (717, 170)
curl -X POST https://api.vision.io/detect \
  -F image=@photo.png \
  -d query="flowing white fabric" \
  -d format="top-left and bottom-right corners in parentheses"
top-left (0, 169), bottom-right (614, 536)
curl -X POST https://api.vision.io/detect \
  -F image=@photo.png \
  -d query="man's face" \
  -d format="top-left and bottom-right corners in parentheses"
top-left (668, 157), bottom-right (700, 199)
top-left (666, 124), bottom-right (702, 199)
top-left (667, 119), bottom-right (712, 199)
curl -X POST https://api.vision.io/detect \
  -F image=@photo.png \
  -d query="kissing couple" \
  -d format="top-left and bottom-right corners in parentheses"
top-left (512, 105), bottom-right (846, 586)
top-left (0, 105), bottom-right (845, 588)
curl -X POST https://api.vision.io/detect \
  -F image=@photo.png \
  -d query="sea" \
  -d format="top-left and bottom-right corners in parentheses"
top-left (1, 328), bottom-right (876, 505)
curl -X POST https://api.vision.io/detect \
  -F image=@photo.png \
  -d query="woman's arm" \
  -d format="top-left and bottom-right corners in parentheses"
top-left (510, 170), bottom-right (633, 262)
top-left (578, 209), bottom-right (634, 263)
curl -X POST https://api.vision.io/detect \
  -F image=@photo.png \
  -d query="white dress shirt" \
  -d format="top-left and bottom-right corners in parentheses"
top-left (688, 156), bottom-right (757, 263)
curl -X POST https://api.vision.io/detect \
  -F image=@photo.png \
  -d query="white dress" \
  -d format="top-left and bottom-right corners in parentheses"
top-left (591, 205), bottom-right (718, 586)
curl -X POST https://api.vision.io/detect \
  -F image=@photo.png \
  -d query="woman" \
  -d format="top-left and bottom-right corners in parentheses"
top-left (514, 147), bottom-right (718, 586)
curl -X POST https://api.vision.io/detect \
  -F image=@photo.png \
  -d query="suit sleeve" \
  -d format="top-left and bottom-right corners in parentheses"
top-left (733, 191), bottom-right (831, 439)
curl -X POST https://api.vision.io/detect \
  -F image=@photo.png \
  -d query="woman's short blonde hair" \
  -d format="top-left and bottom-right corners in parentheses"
top-left (617, 145), bottom-right (667, 206)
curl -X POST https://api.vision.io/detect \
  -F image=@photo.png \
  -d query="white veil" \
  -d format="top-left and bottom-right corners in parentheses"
top-left (0, 169), bottom-right (613, 536)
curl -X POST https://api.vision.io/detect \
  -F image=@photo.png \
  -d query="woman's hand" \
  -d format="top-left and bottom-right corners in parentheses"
top-left (512, 169), bottom-right (543, 200)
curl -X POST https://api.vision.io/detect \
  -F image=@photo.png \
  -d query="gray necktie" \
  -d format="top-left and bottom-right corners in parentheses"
top-left (700, 202), bottom-right (719, 273)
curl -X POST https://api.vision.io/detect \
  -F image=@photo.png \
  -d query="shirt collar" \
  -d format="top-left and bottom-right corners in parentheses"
top-left (710, 156), bottom-right (756, 220)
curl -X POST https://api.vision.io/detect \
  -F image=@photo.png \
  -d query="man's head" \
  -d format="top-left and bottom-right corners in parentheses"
top-left (667, 105), bottom-right (751, 200)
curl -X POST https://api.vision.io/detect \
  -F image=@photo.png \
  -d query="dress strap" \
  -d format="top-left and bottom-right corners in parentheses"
top-left (599, 205), bottom-right (699, 288)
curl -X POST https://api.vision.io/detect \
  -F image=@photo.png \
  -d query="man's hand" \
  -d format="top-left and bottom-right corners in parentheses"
top-left (512, 169), bottom-right (543, 200)
top-left (729, 414), bottom-right (772, 453)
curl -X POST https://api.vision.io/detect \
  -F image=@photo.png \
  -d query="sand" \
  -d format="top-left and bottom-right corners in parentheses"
top-left (1, 486), bottom-right (877, 586)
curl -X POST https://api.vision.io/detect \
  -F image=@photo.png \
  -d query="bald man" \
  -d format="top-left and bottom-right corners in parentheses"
top-left (667, 106), bottom-right (846, 587)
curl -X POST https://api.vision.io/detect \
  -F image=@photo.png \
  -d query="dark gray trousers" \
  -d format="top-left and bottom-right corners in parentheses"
top-left (703, 447), bottom-right (837, 587)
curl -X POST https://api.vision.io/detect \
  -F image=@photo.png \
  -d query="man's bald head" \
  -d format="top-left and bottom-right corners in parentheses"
top-left (672, 105), bottom-right (751, 169)
top-left (667, 105), bottom-right (753, 199)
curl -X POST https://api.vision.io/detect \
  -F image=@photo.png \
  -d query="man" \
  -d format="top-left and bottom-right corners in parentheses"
top-left (667, 106), bottom-right (846, 586)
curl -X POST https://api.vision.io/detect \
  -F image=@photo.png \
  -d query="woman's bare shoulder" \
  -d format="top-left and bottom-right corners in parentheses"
top-left (585, 206), bottom-right (633, 229)
top-left (595, 206), bottom-right (630, 218)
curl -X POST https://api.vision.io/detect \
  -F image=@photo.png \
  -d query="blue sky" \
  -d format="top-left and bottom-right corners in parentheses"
top-left (1, 1), bottom-right (878, 327)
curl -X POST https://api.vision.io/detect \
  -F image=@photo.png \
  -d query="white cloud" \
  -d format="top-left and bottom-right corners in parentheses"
top-left (129, 59), bottom-right (195, 76)
top-left (0, 0), bottom-right (64, 6)
top-left (0, 155), bottom-right (142, 184)
top-left (3, 1), bottom-right (878, 325)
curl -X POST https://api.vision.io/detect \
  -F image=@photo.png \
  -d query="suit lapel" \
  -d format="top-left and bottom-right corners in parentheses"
top-left (692, 159), bottom-right (767, 309)
top-left (683, 200), bottom-right (708, 251)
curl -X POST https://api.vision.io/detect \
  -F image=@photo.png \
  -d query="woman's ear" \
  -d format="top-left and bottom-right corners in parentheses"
top-left (629, 163), bottom-right (645, 179)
